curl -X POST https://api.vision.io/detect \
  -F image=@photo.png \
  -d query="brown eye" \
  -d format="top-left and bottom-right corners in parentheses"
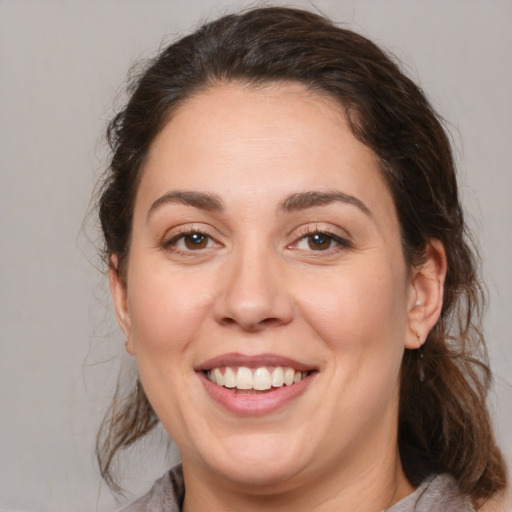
top-left (293, 230), bottom-right (350, 253)
top-left (165, 230), bottom-right (218, 253)
top-left (183, 233), bottom-right (209, 250)
top-left (307, 233), bottom-right (333, 250)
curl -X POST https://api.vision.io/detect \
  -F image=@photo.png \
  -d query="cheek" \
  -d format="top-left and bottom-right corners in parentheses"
top-left (296, 262), bottom-right (409, 357)
top-left (126, 262), bottom-right (214, 357)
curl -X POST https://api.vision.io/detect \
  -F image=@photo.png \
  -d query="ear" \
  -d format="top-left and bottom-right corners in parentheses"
top-left (109, 255), bottom-right (135, 355)
top-left (405, 239), bottom-right (447, 349)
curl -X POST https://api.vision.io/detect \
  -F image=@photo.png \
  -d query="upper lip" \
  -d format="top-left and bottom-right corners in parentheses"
top-left (195, 353), bottom-right (316, 372)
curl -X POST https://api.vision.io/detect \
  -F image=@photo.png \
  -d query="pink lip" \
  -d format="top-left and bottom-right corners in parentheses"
top-left (198, 372), bottom-right (315, 415)
top-left (195, 353), bottom-right (317, 416)
top-left (195, 352), bottom-right (315, 372)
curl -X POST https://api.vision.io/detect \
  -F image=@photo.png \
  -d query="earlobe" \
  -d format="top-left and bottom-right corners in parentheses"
top-left (109, 256), bottom-right (135, 355)
top-left (405, 240), bottom-right (447, 349)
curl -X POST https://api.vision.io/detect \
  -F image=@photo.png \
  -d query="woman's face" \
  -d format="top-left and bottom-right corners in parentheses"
top-left (112, 83), bottom-right (426, 492)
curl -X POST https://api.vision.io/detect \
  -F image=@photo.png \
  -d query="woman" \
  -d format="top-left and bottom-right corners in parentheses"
top-left (96, 7), bottom-right (508, 511)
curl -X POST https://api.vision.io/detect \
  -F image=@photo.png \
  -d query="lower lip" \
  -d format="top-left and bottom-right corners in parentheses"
top-left (198, 372), bottom-right (315, 415)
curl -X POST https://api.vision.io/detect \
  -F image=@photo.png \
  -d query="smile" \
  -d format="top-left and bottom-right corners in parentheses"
top-left (205, 366), bottom-right (309, 392)
top-left (196, 353), bottom-right (317, 415)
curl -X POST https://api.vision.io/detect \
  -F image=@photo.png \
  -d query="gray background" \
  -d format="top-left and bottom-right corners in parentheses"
top-left (0, 1), bottom-right (510, 511)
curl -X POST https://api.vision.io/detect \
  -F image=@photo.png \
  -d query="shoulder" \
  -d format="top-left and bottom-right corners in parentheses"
top-left (388, 474), bottom-right (474, 512)
top-left (391, 475), bottom-right (512, 512)
top-left (478, 485), bottom-right (512, 512)
top-left (119, 465), bottom-right (184, 512)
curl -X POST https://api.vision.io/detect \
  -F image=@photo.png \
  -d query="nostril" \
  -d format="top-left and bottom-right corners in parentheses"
top-left (219, 315), bottom-right (283, 331)
top-left (214, 270), bottom-right (294, 330)
top-left (261, 317), bottom-right (282, 326)
top-left (220, 317), bottom-right (236, 326)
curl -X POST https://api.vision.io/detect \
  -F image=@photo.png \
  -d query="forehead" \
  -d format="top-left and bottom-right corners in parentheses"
top-left (137, 82), bottom-right (395, 221)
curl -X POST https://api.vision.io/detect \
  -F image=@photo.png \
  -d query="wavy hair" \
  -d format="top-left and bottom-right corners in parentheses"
top-left (96, 7), bottom-right (507, 504)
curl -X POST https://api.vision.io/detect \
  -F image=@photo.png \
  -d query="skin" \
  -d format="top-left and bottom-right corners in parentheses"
top-left (111, 82), bottom-right (447, 511)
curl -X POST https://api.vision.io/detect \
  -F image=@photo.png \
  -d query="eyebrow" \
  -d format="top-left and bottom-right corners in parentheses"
top-left (146, 189), bottom-right (371, 220)
top-left (147, 191), bottom-right (224, 221)
top-left (279, 191), bottom-right (372, 216)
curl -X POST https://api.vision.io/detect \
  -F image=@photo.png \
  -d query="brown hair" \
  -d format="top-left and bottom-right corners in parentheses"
top-left (96, 6), bottom-right (507, 503)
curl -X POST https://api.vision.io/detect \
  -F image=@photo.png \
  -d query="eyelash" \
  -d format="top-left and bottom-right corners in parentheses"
top-left (162, 227), bottom-right (219, 255)
top-left (162, 226), bottom-right (352, 255)
top-left (292, 227), bottom-right (352, 252)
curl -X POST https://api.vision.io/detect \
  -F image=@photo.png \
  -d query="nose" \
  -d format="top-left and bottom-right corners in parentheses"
top-left (214, 246), bottom-right (294, 332)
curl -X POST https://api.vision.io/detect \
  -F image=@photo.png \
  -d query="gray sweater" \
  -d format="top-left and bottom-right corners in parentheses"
top-left (121, 465), bottom-right (474, 511)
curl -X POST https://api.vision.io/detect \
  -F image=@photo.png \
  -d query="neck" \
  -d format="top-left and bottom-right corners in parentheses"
top-left (182, 445), bottom-right (414, 512)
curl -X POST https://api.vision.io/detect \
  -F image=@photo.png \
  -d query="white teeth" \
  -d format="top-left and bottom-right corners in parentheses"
top-left (224, 367), bottom-right (237, 388)
top-left (207, 366), bottom-right (308, 391)
top-left (253, 367), bottom-right (272, 390)
top-left (284, 367), bottom-right (295, 386)
top-left (271, 367), bottom-right (284, 387)
top-left (213, 368), bottom-right (224, 386)
top-left (236, 367), bottom-right (253, 390)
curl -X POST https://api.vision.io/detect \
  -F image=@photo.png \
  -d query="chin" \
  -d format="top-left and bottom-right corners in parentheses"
top-left (211, 458), bottom-right (307, 493)
top-left (197, 432), bottom-right (312, 491)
